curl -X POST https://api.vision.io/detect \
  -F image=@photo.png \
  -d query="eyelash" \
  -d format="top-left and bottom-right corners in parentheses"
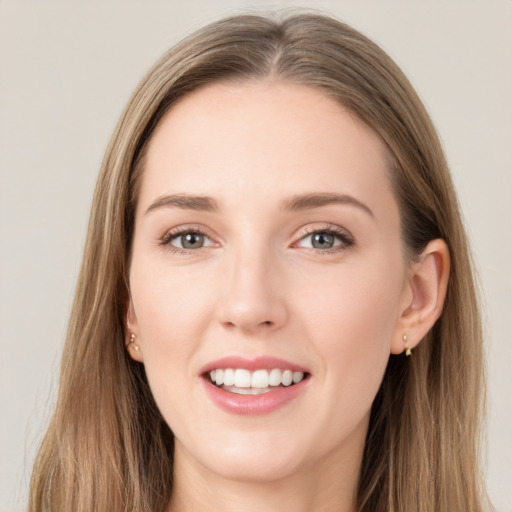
top-left (159, 226), bottom-right (213, 255)
top-left (293, 224), bottom-right (355, 254)
top-left (159, 224), bottom-right (355, 255)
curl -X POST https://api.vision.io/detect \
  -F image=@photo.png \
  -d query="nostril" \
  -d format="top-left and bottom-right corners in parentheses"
top-left (221, 319), bottom-right (276, 332)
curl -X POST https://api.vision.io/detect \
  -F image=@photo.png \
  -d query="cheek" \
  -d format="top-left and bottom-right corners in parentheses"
top-left (133, 270), bottom-right (210, 332)
top-left (129, 266), bottom-right (213, 425)
top-left (285, 265), bottom-right (403, 462)
top-left (128, 254), bottom-right (216, 379)
top-left (297, 257), bottom-right (404, 403)
top-left (300, 256), bottom-right (403, 343)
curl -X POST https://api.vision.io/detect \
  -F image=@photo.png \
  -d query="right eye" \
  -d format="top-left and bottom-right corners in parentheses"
top-left (171, 232), bottom-right (211, 250)
top-left (160, 228), bottom-right (216, 254)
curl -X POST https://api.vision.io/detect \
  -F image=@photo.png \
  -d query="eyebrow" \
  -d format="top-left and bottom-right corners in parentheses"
top-left (145, 194), bottom-right (219, 214)
top-left (145, 191), bottom-right (374, 217)
top-left (281, 192), bottom-right (374, 217)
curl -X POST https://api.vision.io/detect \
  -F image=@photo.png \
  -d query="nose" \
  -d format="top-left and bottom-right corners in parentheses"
top-left (218, 248), bottom-right (288, 335)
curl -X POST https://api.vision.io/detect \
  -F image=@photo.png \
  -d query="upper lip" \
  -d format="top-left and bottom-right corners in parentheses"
top-left (199, 356), bottom-right (309, 375)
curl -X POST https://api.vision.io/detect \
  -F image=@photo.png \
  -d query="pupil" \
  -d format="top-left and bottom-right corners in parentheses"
top-left (182, 233), bottom-right (204, 249)
top-left (312, 232), bottom-right (334, 249)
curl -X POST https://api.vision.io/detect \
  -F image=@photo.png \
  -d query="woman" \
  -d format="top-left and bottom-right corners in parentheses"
top-left (28, 12), bottom-right (489, 512)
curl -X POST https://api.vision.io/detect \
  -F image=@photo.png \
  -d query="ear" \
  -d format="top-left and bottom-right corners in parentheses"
top-left (390, 239), bottom-right (450, 355)
top-left (125, 298), bottom-right (144, 362)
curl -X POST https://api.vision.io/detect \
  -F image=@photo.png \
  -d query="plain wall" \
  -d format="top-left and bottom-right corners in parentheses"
top-left (1, 1), bottom-right (511, 511)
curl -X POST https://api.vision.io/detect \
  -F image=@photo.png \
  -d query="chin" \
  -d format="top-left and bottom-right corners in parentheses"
top-left (206, 451), bottom-right (303, 484)
top-left (176, 429), bottom-right (308, 484)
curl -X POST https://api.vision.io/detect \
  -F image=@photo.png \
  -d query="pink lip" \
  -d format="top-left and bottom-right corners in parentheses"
top-left (200, 356), bottom-right (310, 416)
top-left (202, 377), bottom-right (309, 415)
top-left (200, 356), bottom-right (308, 374)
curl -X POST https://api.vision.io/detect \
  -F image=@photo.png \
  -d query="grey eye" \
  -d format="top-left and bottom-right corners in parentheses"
top-left (172, 232), bottom-right (206, 249)
top-left (311, 232), bottom-right (335, 249)
top-left (295, 229), bottom-right (351, 251)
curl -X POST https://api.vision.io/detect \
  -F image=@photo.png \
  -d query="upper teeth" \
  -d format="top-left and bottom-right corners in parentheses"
top-left (209, 368), bottom-right (305, 388)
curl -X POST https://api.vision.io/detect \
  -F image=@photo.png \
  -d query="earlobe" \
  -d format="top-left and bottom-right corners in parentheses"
top-left (126, 331), bottom-right (143, 362)
top-left (126, 299), bottom-right (144, 362)
top-left (391, 239), bottom-right (450, 355)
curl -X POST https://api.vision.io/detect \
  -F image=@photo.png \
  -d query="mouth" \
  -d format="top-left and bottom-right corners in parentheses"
top-left (200, 357), bottom-right (310, 415)
top-left (206, 368), bottom-right (309, 395)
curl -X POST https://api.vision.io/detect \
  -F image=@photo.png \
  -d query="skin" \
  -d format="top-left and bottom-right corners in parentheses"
top-left (127, 81), bottom-right (449, 512)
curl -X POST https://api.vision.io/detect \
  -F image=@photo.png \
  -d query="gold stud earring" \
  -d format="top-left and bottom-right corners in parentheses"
top-left (128, 332), bottom-right (140, 351)
top-left (403, 334), bottom-right (412, 356)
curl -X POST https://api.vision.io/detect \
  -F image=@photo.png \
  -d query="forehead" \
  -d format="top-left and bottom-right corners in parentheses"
top-left (140, 80), bottom-right (397, 219)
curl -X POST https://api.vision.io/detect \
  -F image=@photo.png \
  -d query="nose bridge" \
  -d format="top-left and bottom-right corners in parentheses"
top-left (219, 237), bottom-right (286, 333)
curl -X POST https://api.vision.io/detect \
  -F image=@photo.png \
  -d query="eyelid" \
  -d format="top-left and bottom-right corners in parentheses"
top-left (291, 223), bottom-right (355, 251)
top-left (159, 224), bottom-right (219, 253)
top-left (158, 222), bottom-right (355, 255)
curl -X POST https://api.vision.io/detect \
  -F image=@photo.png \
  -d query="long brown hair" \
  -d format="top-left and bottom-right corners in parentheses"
top-left (29, 12), bottom-right (488, 512)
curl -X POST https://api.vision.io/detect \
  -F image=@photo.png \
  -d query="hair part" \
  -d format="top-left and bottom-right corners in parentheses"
top-left (29, 12), bottom-right (488, 512)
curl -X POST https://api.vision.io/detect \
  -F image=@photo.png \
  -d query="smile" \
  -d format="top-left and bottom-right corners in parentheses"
top-left (209, 368), bottom-right (306, 395)
top-left (201, 357), bottom-right (310, 415)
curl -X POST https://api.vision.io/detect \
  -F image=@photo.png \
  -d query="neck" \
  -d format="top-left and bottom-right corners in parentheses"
top-left (168, 427), bottom-right (366, 512)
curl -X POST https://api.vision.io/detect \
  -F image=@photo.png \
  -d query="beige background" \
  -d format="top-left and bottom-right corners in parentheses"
top-left (1, 1), bottom-right (511, 511)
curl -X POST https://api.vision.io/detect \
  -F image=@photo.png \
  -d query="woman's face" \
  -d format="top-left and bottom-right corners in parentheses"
top-left (128, 81), bottom-right (410, 483)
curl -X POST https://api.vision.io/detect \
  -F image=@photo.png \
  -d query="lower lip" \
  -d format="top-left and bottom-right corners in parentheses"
top-left (202, 378), bottom-right (309, 415)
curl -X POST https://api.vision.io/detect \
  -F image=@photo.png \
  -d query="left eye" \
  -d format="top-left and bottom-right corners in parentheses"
top-left (296, 231), bottom-right (347, 250)
top-left (169, 232), bottom-right (214, 250)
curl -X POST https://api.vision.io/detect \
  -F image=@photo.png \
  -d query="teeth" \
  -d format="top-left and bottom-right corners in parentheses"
top-left (269, 368), bottom-right (282, 386)
top-left (251, 369), bottom-right (269, 388)
top-left (234, 369), bottom-right (251, 388)
top-left (222, 386), bottom-right (272, 395)
top-left (292, 371), bottom-right (303, 384)
top-left (282, 370), bottom-right (293, 386)
top-left (223, 368), bottom-right (235, 386)
top-left (208, 368), bottom-right (305, 389)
